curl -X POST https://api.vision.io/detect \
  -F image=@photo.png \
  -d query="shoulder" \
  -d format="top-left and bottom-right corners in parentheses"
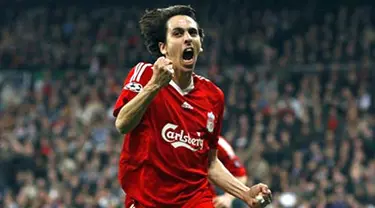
top-left (218, 136), bottom-right (232, 150)
top-left (217, 136), bottom-right (236, 158)
top-left (218, 136), bottom-right (228, 145)
top-left (194, 73), bottom-right (224, 103)
top-left (126, 62), bottom-right (154, 83)
top-left (122, 62), bottom-right (153, 93)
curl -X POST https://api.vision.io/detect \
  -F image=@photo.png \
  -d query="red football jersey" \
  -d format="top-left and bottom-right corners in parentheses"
top-left (209, 136), bottom-right (247, 197)
top-left (113, 62), bottom-right (224, 207)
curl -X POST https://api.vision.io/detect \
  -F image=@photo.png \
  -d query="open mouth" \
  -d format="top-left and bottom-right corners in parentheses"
top-left (182, 48), bottom-right (195, 63)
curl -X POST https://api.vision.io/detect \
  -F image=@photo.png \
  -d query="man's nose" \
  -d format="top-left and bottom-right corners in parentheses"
top-left (184, 32), bottom-right (192, 44)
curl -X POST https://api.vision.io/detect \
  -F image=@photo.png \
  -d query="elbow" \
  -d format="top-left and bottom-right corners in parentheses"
top-left (207, 165), bottom-right (214, 179)
top-left (208, 159), bottom-right (219, 178)
top-left (115, 118), bottom-right (130, 134)
top-left (208, 171), bottom-right (215, 182)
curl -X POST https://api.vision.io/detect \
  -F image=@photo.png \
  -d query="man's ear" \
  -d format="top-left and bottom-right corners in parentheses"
top-left (159, 42), bottom-right (167, 56)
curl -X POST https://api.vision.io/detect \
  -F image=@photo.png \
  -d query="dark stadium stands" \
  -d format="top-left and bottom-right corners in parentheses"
top-left (1, 1), bottom-right (374, 207)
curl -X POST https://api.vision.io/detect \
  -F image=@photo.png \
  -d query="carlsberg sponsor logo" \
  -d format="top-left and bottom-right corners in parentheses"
top-left (161, 123), bottom-right (204, 151)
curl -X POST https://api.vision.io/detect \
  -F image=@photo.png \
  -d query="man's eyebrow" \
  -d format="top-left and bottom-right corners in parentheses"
top-left (171, 27), bottom-right (198, 31)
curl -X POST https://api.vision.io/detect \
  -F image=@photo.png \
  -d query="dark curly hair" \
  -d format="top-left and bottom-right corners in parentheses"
top-left (139, 5), bottom-right (205, 57)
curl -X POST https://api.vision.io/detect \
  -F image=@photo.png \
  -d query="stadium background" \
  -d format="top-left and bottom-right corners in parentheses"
top-left (1, 0), bottom-right (375, 207)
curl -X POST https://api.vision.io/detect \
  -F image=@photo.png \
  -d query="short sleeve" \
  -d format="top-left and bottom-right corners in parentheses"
top-left (217, 136), bottom-right (236, 159)
top-left (113, 62), bottom-right (153, 117)
top-left (217, 136), bottom-right (247, 177)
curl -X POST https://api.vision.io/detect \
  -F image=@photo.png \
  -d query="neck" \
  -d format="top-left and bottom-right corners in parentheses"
top-left (172, 69), bottom-right (193, 90)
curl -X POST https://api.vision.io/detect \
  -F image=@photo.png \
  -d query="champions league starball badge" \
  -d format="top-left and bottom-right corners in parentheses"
top-left (124, 82), bottom-right (143, 93)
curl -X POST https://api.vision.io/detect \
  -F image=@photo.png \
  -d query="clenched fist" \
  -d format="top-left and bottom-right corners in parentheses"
top-left (149, 57), bottom-right (174, 88)
top-left (243, 183), bottom-right (272, 208)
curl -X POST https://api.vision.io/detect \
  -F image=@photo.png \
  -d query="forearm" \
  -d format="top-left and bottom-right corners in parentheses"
top-left (115, 83), bottom-right (160, 134)
top-left (223, 176), bottom-right (248, 200)
top-left (208, 158), bottom-right (250, 201)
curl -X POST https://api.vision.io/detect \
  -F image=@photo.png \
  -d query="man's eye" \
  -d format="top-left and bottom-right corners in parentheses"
top-left (189, 30), bottom-right (198, 36)
top-left (173, 31), bottom-right (182, 36)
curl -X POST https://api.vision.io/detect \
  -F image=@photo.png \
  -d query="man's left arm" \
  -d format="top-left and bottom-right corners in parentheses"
top-left (213, 175), bottom-right (248, 207)
top-left (208, 89), bottom-right (271, 207)
top-left (208, 150), bottom-right (272, 207)
top-left (213, 136), bottom-right (249, 206)
top-left (207, 150), bottom-right (250, 201)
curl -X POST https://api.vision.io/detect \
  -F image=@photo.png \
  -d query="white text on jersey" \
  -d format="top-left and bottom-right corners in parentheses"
top-left (161, 123), bottom-right (204, 151)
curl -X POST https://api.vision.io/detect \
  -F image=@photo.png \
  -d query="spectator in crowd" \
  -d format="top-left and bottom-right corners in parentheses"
top-left (1, 2), bottom-right (375, 208)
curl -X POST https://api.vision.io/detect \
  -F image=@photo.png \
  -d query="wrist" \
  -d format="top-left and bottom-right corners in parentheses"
top-left (144, 82), bottom-right (162, 92)
top-left (239, 187), bottom-right (251, 202)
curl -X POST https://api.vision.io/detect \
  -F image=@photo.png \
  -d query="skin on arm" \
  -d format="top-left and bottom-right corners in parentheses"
top-left (220, 176), bottom-right (248, 200)
top-left (115, 57), bottom-right (173, 134)
top-left (115, 82), bottom-right (161, 134)
top-left (207, 149), bottom-right (250, 201)
top-left (211, 175), bottom-right (248, 208)
top-left (208, 150), bottom-right (272, 208)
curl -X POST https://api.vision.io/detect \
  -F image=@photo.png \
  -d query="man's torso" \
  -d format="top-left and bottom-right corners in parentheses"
top-left (115, 63), bottom-right (224, 207)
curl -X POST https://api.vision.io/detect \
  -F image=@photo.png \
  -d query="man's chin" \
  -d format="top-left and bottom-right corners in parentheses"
top-left (180, 60), bottom-right (196, 70)
top-left (181, 64), bottom-right (195, 72)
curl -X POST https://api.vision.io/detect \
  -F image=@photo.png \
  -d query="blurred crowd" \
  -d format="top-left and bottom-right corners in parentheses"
top-left (1, 1), bottom-right (375, 208)
top-left (2, 2), bottom-right (375, 69)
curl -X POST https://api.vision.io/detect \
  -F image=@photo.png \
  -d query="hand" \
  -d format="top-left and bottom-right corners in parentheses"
top-left (149, 57), bottom-right (174, 88)
top-left (213, 194), bottom-right (234, 208)
top-left (243, 183), bottom-right (272, 208)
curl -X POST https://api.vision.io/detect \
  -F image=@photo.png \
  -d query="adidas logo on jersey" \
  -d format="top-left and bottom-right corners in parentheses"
top-left (181, 101), bottom-right (193, 109)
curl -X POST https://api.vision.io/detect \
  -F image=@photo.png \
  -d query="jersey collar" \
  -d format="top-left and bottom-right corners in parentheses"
top-left (169, 77), bottom-right (195, 96)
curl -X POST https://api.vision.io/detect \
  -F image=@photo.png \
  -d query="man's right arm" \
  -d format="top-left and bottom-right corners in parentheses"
top-left (115, 82), bottom-right (160, 134)
top-left (114, 57), bottom-right (173, 134)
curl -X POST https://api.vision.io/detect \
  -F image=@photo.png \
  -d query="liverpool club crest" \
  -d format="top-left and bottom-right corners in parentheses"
top-left (206, 112), bottom-right (215, 133)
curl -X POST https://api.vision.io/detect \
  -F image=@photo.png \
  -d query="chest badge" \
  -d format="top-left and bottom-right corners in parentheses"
top-left (207, 112), bottom-right (215, 133)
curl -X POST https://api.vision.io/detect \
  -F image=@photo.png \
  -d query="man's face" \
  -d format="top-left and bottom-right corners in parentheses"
top-left (159, 15), bottom-right (202, 72)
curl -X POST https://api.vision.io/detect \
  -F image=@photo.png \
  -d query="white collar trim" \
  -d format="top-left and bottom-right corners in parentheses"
top-left (169, 78), bottom-right (194, 96)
